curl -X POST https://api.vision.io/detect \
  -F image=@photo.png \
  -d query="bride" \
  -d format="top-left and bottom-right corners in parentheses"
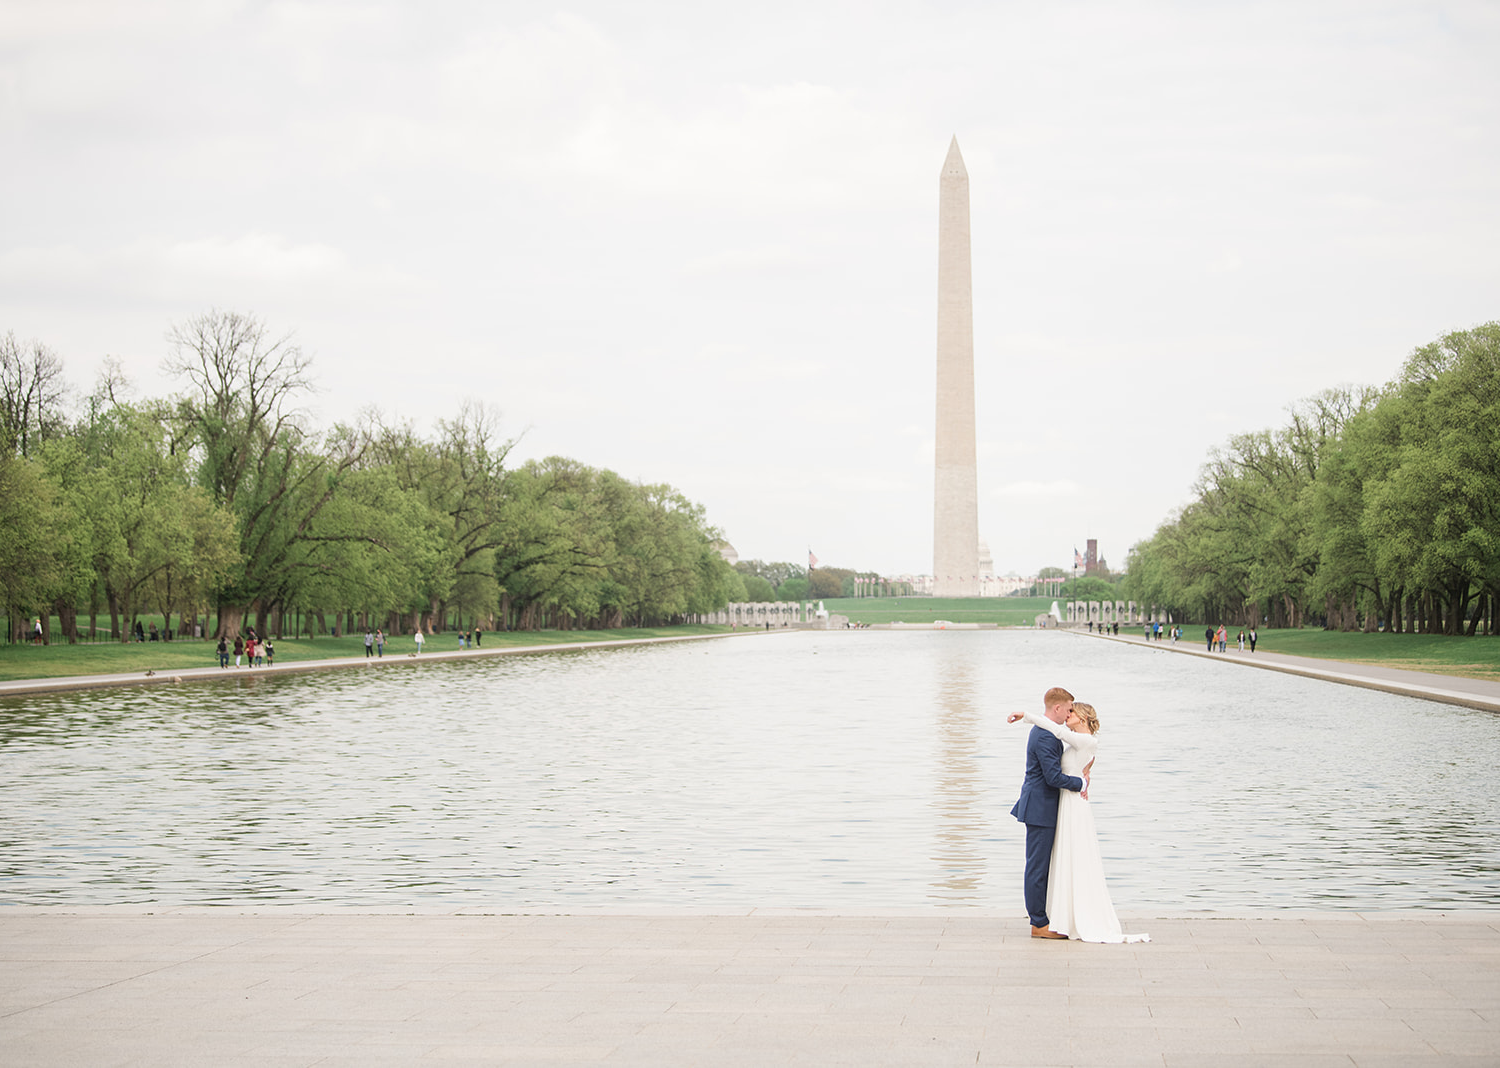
top-left (1010, 702), bottom-right (1148, 944)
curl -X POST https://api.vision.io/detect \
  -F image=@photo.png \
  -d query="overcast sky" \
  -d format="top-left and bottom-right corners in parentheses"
top-left (4, 1), bottom-right (1498, 577)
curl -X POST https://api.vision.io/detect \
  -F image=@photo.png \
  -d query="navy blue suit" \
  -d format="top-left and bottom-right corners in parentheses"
top-left (1010, 723), bottom-right (1085, 928)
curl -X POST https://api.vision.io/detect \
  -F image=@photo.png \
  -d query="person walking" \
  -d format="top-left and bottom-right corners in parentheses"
top-left (245, 635), bottom-right (257, 668)
top-left (375, 629), bottom-right (384, 657)
top-left (217, 636), bottom-right (229, 668)
top-left (233, 633), bottom-right (244, 667)
top-left (414, 629), bottom-right (424, 654)
top-left (1204, 626), bottom-right (1214, 652)
top-left (1237, 629), bottom-right (1246, 652)
top-left (1249, 626), bottom-right (1258, 653)
top-left (364, 630), bottom-right (374, 658)
top-left (264, 639), bottom-right (274, 666)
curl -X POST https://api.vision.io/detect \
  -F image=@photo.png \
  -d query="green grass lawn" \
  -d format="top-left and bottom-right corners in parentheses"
top-left (822, 596), bottom-right (1057, 626)
top-left (1247, 628), bottom-right (1500, 681)
top-left (0, 625), bottom-right (734, 682)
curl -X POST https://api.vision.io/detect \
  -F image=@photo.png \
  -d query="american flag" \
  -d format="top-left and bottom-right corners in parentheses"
top-left (808, 551), bottom-right (818, 570)
top-left (1074, 547), bottom-right (1084, 569)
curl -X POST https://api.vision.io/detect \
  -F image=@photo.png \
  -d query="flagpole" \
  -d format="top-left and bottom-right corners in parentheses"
top-left (1071, 545), bottom-right (1079, 625)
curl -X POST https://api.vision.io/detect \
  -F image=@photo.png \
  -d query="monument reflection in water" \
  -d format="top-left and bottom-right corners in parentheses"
top-left (2, 630), bottom-right (1497, 910)
top-left (932, 646), bottom-right (986, 903)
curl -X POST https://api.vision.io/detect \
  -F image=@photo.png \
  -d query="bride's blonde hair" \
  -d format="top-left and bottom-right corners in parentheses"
top-left (1071, 702), bottom-right (1101, 735)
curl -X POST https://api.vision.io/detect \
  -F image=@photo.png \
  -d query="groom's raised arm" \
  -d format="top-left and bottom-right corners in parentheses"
top-left (1035, 732), bottom-right (1085, 794)
top-left (1020, 709), bottom-right (1092, 748)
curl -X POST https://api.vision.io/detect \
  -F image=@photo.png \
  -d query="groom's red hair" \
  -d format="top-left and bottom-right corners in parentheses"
top-left (1043, 686), bottom-right (1074, 708)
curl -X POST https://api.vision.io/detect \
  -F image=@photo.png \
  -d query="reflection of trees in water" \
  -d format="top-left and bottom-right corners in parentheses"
top-left (931, 650), bottom-right (984, 902)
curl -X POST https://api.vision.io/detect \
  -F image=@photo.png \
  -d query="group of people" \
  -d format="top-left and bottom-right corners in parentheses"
top-left (1141, 621), bottom-right (1182, 641)
top-left (363, 626), bottom-right (483, 655)
top-left (215, 631), bottom-right (273, 668)
top-left (1204, 624), bottom-right (1257, 652)
top-left (1010, 686), bottom-right (1148, 943)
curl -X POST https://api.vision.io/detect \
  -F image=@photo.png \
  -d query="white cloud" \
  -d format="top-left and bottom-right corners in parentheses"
top-left (992, 480), bottom-right (1081, 499)
top-left (0, 234), bottom-right (417, 304)
top-left (1206, 250), bottom-right (1244, 275)
top-left (685, 245), bottom-right (804, 276)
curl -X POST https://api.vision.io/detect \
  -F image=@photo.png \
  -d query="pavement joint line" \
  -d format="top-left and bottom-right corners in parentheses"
top-left (0, 912), bottom-right (321, 1022)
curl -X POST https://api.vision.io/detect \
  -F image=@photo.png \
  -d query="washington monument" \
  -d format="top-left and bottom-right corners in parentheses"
top-left (933, 136), bottom-right (980, 597)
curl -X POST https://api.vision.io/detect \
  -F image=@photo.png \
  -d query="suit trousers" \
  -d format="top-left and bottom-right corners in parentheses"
top-left (1024, 822), bottom-right (1055, 928)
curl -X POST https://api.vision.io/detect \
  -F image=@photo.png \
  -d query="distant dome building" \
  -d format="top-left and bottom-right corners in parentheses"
top-left (977, 539), bottom-right (995, 578)
top-left (714, 541), bottom-right (739, 565)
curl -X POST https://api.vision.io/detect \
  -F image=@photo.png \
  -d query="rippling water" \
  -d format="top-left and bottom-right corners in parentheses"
top-left (2, 630), bottom-right (1496, 910)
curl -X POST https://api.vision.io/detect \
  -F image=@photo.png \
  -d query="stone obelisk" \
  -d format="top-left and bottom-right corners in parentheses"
top-left (933, 136), bottom-right (980, 598)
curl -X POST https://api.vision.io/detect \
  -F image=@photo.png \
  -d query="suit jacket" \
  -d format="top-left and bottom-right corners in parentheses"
top-left (1010, 724), bottom-right (1085, 827)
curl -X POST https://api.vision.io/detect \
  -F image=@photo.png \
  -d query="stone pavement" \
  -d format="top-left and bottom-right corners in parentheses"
top-left (3, 910), bottom-right (1498, 1066)
top-left (1078, 630), bottom-right (1500, 713)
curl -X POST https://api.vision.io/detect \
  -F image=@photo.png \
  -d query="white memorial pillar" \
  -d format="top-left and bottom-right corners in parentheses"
top-left (933, 136), bottom-right (980, 597)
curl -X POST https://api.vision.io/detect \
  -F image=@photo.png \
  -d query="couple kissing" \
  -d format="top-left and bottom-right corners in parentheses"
top-left (1009, 686), bottom-right (1148, 944)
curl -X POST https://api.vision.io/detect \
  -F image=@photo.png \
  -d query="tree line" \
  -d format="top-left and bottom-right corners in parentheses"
top-left (0, 312), bottom-right (742, 643)
top-left (732, 560), bottom-right (914, 601)
top-left (1124, 323), bottom-right (1500, 635)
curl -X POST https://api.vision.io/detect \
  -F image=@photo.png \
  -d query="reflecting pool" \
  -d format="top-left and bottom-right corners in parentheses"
top-left (2, 630), bottom-right (1497, 909)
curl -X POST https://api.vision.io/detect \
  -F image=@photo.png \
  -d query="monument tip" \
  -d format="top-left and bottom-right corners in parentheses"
top-left (942, 135), bottom-right (967, 179)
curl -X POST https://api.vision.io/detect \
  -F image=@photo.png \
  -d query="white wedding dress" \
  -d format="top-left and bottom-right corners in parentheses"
top-left (1023, 711), bottom-right (1149, 944)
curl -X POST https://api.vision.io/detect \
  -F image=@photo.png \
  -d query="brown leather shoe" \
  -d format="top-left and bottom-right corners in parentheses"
top-left (1030, 925), bottom-right (1068, 939)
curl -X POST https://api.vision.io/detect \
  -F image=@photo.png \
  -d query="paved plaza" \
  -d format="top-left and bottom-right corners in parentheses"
top-left (3, 911), bottom-right (1498, 1066)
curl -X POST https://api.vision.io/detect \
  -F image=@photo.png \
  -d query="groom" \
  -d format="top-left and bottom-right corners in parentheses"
top-left (1009, 686), bottom-right (1088, 939)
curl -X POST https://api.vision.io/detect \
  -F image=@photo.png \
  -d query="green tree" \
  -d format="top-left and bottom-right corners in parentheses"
top-left (368, 403), bottom-right (515, 634)
top-left (1061, 575), bottom-right (1121, 603)
top-left (1362, 324), bottom-right (1500, 634)
top-left (0, 453), bottom-right (69, 641)
top-left (808, 570), bottom-right (843, 599)
top-left (165, 311), bottom-right (367, 637)
top-left (0, 332), bottom-right (68, 458)
top-left (61, 404), bottom-right (239, 641)
top-left (735, 560), bottom-right (805, 588)
top-left (740, 574), bottom-right (775, 602)
top-left (493, 458), bottom-right (615, 630)
top-left (776, 577), bottom-right (810, 602)
top-left (1303, 388), bottom-right (1387, 631)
